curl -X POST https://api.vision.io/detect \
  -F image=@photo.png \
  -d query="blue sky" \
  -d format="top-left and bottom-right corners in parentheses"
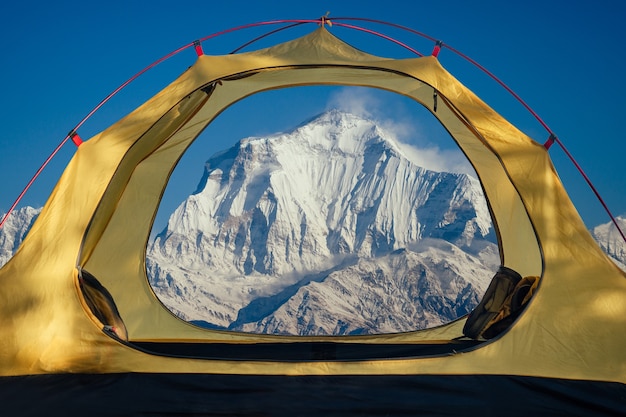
top-left (1, 0), bottom-right (625, 232)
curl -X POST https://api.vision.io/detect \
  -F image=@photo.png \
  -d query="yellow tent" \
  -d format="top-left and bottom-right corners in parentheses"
top-left (0, 24), bottom-right (624, 415)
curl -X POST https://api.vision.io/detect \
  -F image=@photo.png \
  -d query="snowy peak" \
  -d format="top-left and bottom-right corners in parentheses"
top-left (292, 109), bottom-right (384, 154)
top-left (155, 110), bottom-right (493, 270)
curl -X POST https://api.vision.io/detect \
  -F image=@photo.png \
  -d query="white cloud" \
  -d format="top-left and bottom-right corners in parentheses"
top-left (393, 141), bottom-right (475, 176)
top-left (326, 87), bottom-right (475, 176)
top-left (325, 87), bottom-right (377, 118)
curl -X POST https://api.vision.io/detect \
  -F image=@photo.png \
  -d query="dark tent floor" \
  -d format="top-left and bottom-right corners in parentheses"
top-left (2, 372), bottom-right (624, 416)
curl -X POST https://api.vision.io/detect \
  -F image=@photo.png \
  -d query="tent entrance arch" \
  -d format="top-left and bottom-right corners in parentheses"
top-left (143, 83), bottom-right (499, 336)
top-left (76, 49), bottom-right (541, 341)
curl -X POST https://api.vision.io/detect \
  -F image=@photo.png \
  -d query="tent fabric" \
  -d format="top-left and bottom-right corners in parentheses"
top-left (0, 26), bottom-right (624, 409)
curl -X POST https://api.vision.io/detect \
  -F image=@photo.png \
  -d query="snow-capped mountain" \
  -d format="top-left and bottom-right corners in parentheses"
top-left (147, 110), bottom-right (499, 334)
top-left (591, 216), bottom-right (626, 270)
top-left (0, 206), bottom-right (40, 267)
top-left (235, 240), bottom-right (497, 335)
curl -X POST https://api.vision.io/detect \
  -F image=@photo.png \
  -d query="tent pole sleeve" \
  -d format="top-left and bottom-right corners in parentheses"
top-left (193, 41), bottom-right (204, 56)
top-left (432, 40), bottom-right (443, 57)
